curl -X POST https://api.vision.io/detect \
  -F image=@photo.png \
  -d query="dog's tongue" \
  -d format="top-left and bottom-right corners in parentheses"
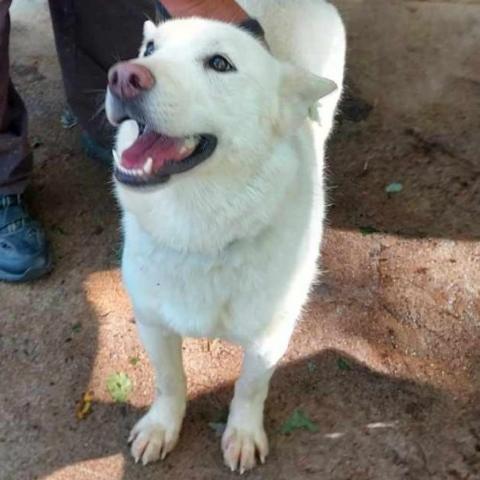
top-left (121, 131), bottom-right (191, 170)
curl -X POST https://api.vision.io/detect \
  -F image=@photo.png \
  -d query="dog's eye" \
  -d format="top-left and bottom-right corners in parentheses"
top-left (206, 54), bottom-right (236, 73)
top-left (144, 41), bottom-right (155, 57)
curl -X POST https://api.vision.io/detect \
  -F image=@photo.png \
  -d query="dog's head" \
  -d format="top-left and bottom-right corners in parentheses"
top-left (106, 18), bottom-right (336, 250)
top-left (106, 18), bottom-right (336, 186)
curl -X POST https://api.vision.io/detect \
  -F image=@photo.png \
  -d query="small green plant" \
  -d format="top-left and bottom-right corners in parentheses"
top-left (280, 409), bottom-right (318, 434)
top-left (129, 356), bottom-right (140, 366)
top-left (106, 372), bottom-right (133, 402)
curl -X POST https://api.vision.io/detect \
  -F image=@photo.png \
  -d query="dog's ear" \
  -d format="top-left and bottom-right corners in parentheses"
top-left (276, 63), bottom-right (337, 133)
top-left (143, 20), bottom-right (157, 38)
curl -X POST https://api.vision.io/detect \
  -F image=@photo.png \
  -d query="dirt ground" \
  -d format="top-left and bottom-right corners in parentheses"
top-left (1, 1), bottom-right (479, 479)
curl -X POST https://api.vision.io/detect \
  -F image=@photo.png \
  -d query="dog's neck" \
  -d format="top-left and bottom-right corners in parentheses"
top-left (118, 141), bottom-right (301, 256)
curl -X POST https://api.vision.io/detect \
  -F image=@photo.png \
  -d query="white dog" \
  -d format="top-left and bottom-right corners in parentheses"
top-left (106, 0), bottom-right (345, 473)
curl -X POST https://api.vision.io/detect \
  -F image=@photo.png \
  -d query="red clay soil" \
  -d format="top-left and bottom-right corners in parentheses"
top-left (1, 1), bottom-right (479, 479)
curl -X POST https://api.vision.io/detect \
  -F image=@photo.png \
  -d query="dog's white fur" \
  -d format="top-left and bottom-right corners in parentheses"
top-left (110, 0), bottom-right (345, 473)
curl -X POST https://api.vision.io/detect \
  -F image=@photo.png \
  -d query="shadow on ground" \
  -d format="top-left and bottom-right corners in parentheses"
top-left (4, 339), bottom-right (480, 480)
top-left (1, 1), bottom-right (480, 480)
top-left (328, 0), bottom-right (480, 240)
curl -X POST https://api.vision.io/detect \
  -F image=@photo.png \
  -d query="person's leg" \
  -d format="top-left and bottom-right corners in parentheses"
top-left (0, 0), bottom-right (51, 282)
top-left (0, 0), bottom-right (31, 195)
top-left (48, 0), bottom-right (156, 153)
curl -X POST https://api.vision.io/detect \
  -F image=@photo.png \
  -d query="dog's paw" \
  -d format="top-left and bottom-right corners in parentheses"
top-left (221, 422), bottom-right (269, 474)
top-left (129, 410), bottom-right (182, 466)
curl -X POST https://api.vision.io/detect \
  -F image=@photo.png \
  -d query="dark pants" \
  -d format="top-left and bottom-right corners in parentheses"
top-left (0, 0), bottom-right (155, 195)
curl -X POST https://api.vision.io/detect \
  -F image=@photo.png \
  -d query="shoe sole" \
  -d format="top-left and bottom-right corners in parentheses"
top-left (0, 252), bottom-right (53, 283)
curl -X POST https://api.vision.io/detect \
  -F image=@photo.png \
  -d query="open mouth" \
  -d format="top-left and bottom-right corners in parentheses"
top-left (113, 121), bottom-right (217, 187)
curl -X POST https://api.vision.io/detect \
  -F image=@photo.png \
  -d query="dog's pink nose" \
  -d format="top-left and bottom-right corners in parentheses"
top-left (108, 62), bottom-right (155, 99)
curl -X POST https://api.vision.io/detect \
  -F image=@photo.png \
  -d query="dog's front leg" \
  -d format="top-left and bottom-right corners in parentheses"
top-left (129, 322), bottom-right (186, 465)
top-left (222, 337), bottom-right (289, 473)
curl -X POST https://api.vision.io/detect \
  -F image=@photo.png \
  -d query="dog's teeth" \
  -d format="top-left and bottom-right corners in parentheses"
top-left (112, 149), bottom-right (119, 164)
top-left (115, 162), bottom-right (150, 177)
top-left (184, 137), bottom-right (197, 151)
top-left (130, 119), bottom-right (140, 138)
top-left (144, 157), bottom-right (153, 175)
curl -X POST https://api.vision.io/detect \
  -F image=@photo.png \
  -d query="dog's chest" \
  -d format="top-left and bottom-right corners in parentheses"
top-left (122, 232), bottom-right (261, 340)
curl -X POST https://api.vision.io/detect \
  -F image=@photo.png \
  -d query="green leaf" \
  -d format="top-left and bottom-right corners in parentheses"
top-left (51, 224), bottom-right (67, 235)
top-left (385, 182), bottom-right (403, 194)
top-left (113, 244), bottom-right (124, 262)
top-left (337, 357), bottom-right (352, 371)
top-left (129, 356), bottom-right (140, 366)
top-left (72, 322), bottom-right (82, 333)
top-left (359, 225), bottom-right (380, 236)
top-left (307, 360), bottom-right (317, 373)
top-left (208, 422), bottom-right (226, 437)
top-left (106, 372), bottom-right (133, 403)
top-left (214, 408), bottom-right (229, 424)
top-left (280, 409), bottom-right (318, 434)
